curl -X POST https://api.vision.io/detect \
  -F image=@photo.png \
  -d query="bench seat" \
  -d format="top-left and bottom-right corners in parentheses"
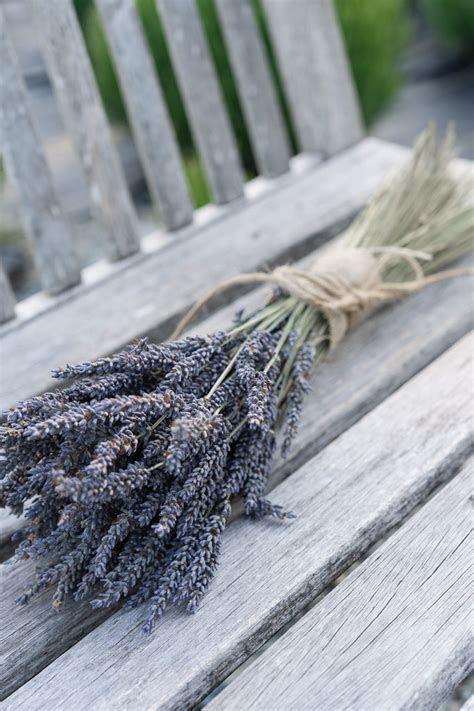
top-left (1, 140), bottom-right (473, 707)
top-left (1, 0), bottom-right (472, 702)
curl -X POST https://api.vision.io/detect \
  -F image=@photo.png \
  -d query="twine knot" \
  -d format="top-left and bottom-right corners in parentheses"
top-left (171, 246), bottom-right (473, 348)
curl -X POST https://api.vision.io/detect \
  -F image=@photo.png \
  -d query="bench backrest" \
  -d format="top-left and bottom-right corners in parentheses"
top-left (0, 0), bottom-right (361, 326)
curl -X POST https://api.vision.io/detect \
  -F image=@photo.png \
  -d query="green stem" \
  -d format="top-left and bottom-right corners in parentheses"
top-left (227, 297), bottom-right (292, 337)
top-left (208, 297), bottom-right (296, 400)
top-left (277, 308), bottom-right (327, 404)
top-left (205, 343), bottom-right (245, 400)
top-left (264, 300), bottom-right (306, 374)
top-left (226, 415), bottom-right (249, 441)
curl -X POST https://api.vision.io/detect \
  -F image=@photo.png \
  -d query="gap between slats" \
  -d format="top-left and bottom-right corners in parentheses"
top-left (3, 334), bottom-right (472, 709)
top-left (202, 455), bottom-right (473, 708)
top-left (156, 0), bottom-right (244, 204)
top-left (0, 239), bottom-right (471, 560)
top-left (4, 300), bottom-right (467, 708)
top-left (215, 0), bottom-right (291, 178)
top-left (30, 0), bottom-right (139, 261)
top-left (96, 0), bottom-right (193, 231)
top-left (206, 459), bottom-right (473, 711)
top-left (460, 693), bottom-right (474, 711)
top-left (0, 138), bottom-right (410, 409)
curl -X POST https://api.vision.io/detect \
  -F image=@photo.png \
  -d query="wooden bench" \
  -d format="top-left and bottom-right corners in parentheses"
top-left (0, 1), bottom-right (472, 708)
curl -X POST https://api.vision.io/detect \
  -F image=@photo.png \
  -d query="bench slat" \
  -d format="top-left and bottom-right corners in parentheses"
top-left (3, 334), bottom-right (472, 708)
top-left (1, 246), bottom-right (471, 691)
top-left (31, 0), bottom-right (139, 260)
top-left (215, 0), bottom-right (291, 178)
top-left (0, 8), bottom-right (80, 295)
top-left (157, 0), bottom-right (244, 204)
top-left (209, 461), bottom-right (473, 711)
top-left (0, 138), bottom-right (407, 409)
top-left (262, 0), bottom-right (362, 156)
top-left (96, 0), bottom-right (193, 230)
top-left (0, 217), bottom-right (471, 557)
top-left (0, 264), bottom-right (16, 324)
top-left (1, 245), bottom-right (471, 560)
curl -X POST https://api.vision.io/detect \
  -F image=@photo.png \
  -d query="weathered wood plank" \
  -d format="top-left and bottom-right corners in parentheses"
top-left (0, 8), bottom-right (80, 294)
top-left (215, 0), bottom-right (291, 177)
top-left (3, 334), bottom-right (472, 708)
top-left (0, 562), bottom-right (112, 701)
top-left (0, 263), bottom-right (16, 324)
top-left (209, 462), bottom-right (473, 711)
top-left (31, 0), bottom-right (139, 260)
top-left (1, 246), bottom-right (472, 559)
top-left (96, 0), bottom-right (193, 230)
top-left (262, 0), bottom-right (363, 156)
top-left (156, 0), bottom-right (244, 203)
top-left (0, 138), bottom-right (408, 409)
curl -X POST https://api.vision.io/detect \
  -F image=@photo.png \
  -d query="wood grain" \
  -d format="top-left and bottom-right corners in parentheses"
top-left (0, 562), bottom-right (113, 699)
top-left (0, 263), bottom-right (15, 324)
top-left (215, 0), bottom-right (291, 177)
top-left (31, 0), bottom-right (139, 260)
top-left (262, 0), bottom-right (363, 156)
top-left (96, 0), bottom-right (193, 230)
top-left (157, 0), bottom-right (244, 204)
top-left (3, 334), bottom-right (472, 708)
top-left (1, 249), bottom-right (471, 559)
top-left (0, 7), bottom-right (80, 294)
top-left (208, 461), bottom-right (473, 711)
top-left (0, 138), bottom-right (408, 409)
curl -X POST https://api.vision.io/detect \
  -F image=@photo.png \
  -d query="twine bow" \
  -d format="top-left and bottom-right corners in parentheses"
top-left (171, 246), bottom-right (473, 349)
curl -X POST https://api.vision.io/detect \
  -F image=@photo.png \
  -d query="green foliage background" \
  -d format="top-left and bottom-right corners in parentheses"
top-left (74, 0), bottom-right (411, 205)
top-left (421, 0), bottom-right (474, 49)
top-left (335, 0), bottom-right (410, 125)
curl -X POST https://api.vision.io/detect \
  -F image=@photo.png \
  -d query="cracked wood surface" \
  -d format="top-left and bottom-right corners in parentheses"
top-left (3, 334), bottom-right (472, 709)
top-left (1, 244), bottom-right (471, 697)
top-left (208, 460), bottom-right (473, 711)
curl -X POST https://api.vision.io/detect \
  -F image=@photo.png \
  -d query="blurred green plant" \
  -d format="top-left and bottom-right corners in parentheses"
top-left (182, 154), bottom-right (211, 209)
top-left (335, 0), bottom-right (411, 125)
top-left (74, 0), bottom-right (411, 205)
top-left (421, 0), bottom-right (474, 51)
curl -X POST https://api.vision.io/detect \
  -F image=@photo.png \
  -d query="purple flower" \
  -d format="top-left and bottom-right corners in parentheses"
top-left (1, 302), bottom-right (323, 631)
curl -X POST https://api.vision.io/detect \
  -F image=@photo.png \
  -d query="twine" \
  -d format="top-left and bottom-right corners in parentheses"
top-left (171, 246), bottom-right (473, 349)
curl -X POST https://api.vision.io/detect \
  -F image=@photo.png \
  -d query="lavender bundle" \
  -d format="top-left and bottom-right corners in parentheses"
top-left (1, 128), bottom-right (473, 633)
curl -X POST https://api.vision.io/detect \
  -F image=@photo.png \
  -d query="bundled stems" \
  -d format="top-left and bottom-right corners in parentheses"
top-left (1, 127), bottom-right (472, 633)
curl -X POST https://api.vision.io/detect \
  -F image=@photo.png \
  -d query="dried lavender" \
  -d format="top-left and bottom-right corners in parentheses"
top-left (1, 127), bottom-right (472, 632)
top-left (1, 296), bottom-right (327, 633)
